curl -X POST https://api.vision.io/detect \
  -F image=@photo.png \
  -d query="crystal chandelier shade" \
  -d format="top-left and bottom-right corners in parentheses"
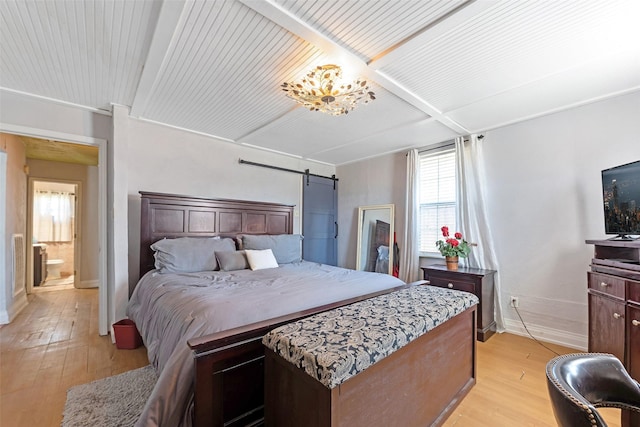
top-left (281, 64), bottom-right (376, 116)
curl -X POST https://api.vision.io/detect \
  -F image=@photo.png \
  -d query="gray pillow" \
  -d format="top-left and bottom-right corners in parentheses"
top-left (241, 234), bottom-right (303, 264)
top-left (216, 250), bottom-right (250, 271)
top-left (151, 237), bottom-right (236, 273)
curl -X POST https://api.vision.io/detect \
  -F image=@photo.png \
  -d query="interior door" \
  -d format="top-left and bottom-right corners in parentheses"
top-left (302, 175), bottom-right (338, 265)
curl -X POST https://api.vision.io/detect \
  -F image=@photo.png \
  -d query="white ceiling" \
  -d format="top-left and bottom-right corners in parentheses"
top-left (1, 0), bottom-right (639, 166)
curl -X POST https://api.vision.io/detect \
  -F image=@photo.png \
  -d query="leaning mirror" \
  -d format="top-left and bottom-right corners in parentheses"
top-left (356, 204), bottom-right (395, 275)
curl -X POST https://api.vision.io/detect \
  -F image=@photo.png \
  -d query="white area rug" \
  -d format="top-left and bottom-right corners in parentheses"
top-left (62, 365), bottom-right (156, 427)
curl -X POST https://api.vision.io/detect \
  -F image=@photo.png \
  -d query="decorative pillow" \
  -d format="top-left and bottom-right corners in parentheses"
top-left (245, 249), bottom-right (279, 271)
top-left (151, 237), bottom-right (236, 273)
top-left (216, 250), bottom-right (250, 271)
top-left (241, 234), bottom-right (303, 264)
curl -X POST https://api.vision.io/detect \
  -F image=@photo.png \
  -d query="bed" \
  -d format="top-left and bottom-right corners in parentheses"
top-left (128, 192), bottom-right (476, 427)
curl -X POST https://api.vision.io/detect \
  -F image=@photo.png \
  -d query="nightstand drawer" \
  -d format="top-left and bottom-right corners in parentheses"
top-left (588, 272), bottom-right (625, 299)
top-left (428, 277), bottom-right (475, 294)
top-left (421, 265), bottom-right (496, 342)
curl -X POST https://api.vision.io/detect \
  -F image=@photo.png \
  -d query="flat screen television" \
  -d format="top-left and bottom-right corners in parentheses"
top-left (602, 160), bottom-right (640, 239)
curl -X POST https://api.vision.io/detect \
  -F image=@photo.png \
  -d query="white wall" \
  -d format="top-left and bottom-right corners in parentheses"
top-left (336, 91), bottom-right (640, 349)
top-left (1, 90), bottom-right (110, 333)
top-left (113, 111), bottom-right (336, 323)
top-left (482, 91), bottom-right (640, 349)
top-left (0, 133), bottom-right (28, 323)
top-left (336, 152), bottom-right (406, 270)
top-left (4, 87), bottom-right (638, 348)
top-left (1, 93), bottom-right (337, 330)
top-left (0, 90), bottom-right (111, 141)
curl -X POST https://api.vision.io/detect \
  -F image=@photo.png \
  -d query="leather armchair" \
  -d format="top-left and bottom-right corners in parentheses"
top-left (546, 353), bottom-right (640, 426)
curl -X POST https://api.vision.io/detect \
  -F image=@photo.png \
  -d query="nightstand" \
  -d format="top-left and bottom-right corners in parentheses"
top-left (421, 264), bottom-right (496, 341)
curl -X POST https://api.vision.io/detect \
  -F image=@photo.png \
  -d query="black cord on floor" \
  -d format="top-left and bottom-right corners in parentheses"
top-left (513, 305), bottom-right (561, 356)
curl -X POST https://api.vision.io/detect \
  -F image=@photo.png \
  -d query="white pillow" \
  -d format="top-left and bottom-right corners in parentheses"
top-left (245, 249), bottom-right (279, 270)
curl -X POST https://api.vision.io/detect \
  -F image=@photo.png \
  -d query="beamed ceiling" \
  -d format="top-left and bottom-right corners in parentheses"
top-left (1, 0), bottom-right (639, 165)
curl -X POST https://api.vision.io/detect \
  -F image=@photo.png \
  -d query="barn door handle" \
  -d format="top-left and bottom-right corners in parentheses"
top-left (335, 222), bottom-right (338, 239)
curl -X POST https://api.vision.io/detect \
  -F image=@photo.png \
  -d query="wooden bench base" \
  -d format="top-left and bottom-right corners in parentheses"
top-left (264, 306), bottom-right (477, 427)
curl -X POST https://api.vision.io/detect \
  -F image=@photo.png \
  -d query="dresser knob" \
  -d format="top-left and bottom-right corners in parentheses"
top-left (447, 283), bottom-right (454, 289)
top-left (600, 282), bottom-right (609, 288)
top-left (613, 312), bottom-right (621, 319)
top-left (633, 320), bottom-right (640, 327)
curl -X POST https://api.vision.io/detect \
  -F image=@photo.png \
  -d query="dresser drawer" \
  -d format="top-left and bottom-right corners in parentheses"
top-left (588, 272), bottom-right (625, 299)
top-left (629, 280), bottom-right (640, 304)
top-left (429, 277), bottom-right (475, 294)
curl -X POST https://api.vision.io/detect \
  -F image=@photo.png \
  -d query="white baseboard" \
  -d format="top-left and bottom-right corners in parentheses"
top-left (78, 279), bottom-right (99, 289)
top-left (2, 292), bottom-right (29, 325)
top-left (503, 318), bottom-right (587, 351)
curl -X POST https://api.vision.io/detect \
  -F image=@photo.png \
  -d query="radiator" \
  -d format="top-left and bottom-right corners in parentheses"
top-left (12, 234), bottom-right (25, 295)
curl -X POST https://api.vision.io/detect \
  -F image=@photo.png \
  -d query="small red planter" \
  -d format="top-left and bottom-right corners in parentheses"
top-left (113, 319), bottom-right (143, 349)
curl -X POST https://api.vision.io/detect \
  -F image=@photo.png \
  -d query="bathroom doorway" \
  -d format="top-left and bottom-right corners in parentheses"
top-left (28, 179), bottom-right (80, 291)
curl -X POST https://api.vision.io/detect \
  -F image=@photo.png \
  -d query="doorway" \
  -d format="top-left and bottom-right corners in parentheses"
top-left (28, 179), bottom-right (80, 291)
top-left (0, 125), bottom-right (108, 335)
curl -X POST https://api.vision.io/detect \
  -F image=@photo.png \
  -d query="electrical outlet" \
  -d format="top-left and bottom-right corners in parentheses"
top-left (510, 296), bottom-right (519, 308)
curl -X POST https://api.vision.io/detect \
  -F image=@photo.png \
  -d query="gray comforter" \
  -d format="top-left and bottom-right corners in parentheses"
top-left (127, 261), bottom-right (405, 427)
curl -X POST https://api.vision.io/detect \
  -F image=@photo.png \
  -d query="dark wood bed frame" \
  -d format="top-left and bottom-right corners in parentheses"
top-left (138, 191), bottom-right (476, 427)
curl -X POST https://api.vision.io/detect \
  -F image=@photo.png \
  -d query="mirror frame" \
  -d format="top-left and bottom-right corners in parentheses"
top-left (356, 204), bottom-right (395, 275)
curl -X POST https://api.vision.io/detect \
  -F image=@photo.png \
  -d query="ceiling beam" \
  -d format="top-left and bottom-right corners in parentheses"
top-left (239, 0), bottom-right (475, 135)
top-left (130, 0), bottom-right (187, 118)
top-left (239, 0), bottom-right (366, 69)
top-left (368, 0), bottom-right (496, 70)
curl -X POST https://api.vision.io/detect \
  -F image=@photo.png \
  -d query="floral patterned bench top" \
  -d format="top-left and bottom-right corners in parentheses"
top-left (262, 284), bottom-right (479, 389)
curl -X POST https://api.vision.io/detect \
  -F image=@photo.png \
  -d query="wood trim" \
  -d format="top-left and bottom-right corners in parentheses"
top-left (188, 283), bottom-right (411, 351)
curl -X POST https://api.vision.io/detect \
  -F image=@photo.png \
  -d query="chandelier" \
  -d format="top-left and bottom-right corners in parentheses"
top-left (281, 64), bottom-right (375, 116)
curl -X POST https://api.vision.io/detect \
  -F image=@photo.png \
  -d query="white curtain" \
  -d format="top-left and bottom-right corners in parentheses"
top-left (33, 190), bottom-right (74, 242)
top-left (400, 149), bottom-right (421, 283)
top-left (455, 135), bottom-right (505, 331)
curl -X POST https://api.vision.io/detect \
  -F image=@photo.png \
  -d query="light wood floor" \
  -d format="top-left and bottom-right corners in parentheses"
top-left (443, 335), bottom-right (620, 427)
top-left (0, 287), bottom-right (148, 427)
top-left (0, 288), bottom-right (623, 427)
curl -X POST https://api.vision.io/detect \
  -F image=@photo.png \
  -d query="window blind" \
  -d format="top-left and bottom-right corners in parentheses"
top-left (419, 149), bottom-right (457, 254)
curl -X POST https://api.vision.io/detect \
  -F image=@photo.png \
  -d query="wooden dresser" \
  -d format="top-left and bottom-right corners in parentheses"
top-left (421, 264), bottom-right (496, 341)
top-left (586, 239), bottom-right (640, 427)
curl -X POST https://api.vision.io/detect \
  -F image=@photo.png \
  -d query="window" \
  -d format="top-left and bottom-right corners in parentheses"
top-left (33, 190), bottom-right (75, 242)
top-left (418, 148), bottom-right (457, 255)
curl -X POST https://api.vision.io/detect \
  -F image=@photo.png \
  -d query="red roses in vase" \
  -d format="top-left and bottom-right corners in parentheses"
top-left (435, 226), bottom-right (471, 258)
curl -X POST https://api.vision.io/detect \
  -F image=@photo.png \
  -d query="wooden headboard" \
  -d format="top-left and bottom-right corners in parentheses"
top-left (139, 191), bottom-right (294, 278)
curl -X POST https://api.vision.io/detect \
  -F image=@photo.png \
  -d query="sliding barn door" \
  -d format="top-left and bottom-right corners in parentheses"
top-left (302, 176), bottom-right (337, 265)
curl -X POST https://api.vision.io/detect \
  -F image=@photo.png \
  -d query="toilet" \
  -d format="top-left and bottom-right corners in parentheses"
top-left (46, 259), bottom-right (64, 279)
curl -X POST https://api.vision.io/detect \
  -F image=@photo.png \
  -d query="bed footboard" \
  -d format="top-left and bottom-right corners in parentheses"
top-left (192, 335), bottom-right (266, 427)
top-left (265, 306), bottom-right (477, 426)
top-left (188, 283), bottom-right (415, 427)
top-left (263, 286), bottom-right (478, 427)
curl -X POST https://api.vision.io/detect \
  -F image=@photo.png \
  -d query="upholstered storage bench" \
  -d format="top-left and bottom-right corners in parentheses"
top-left (262, 285), bottom-right (479, 427)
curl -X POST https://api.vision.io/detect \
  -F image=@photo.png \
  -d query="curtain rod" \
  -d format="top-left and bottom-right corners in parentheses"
top-left (238, 159), bottom-right (338, 185)
top-left (418, 142), bottom-right (454, 154)
top-left (416, 134), bottom-right (485, 154)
